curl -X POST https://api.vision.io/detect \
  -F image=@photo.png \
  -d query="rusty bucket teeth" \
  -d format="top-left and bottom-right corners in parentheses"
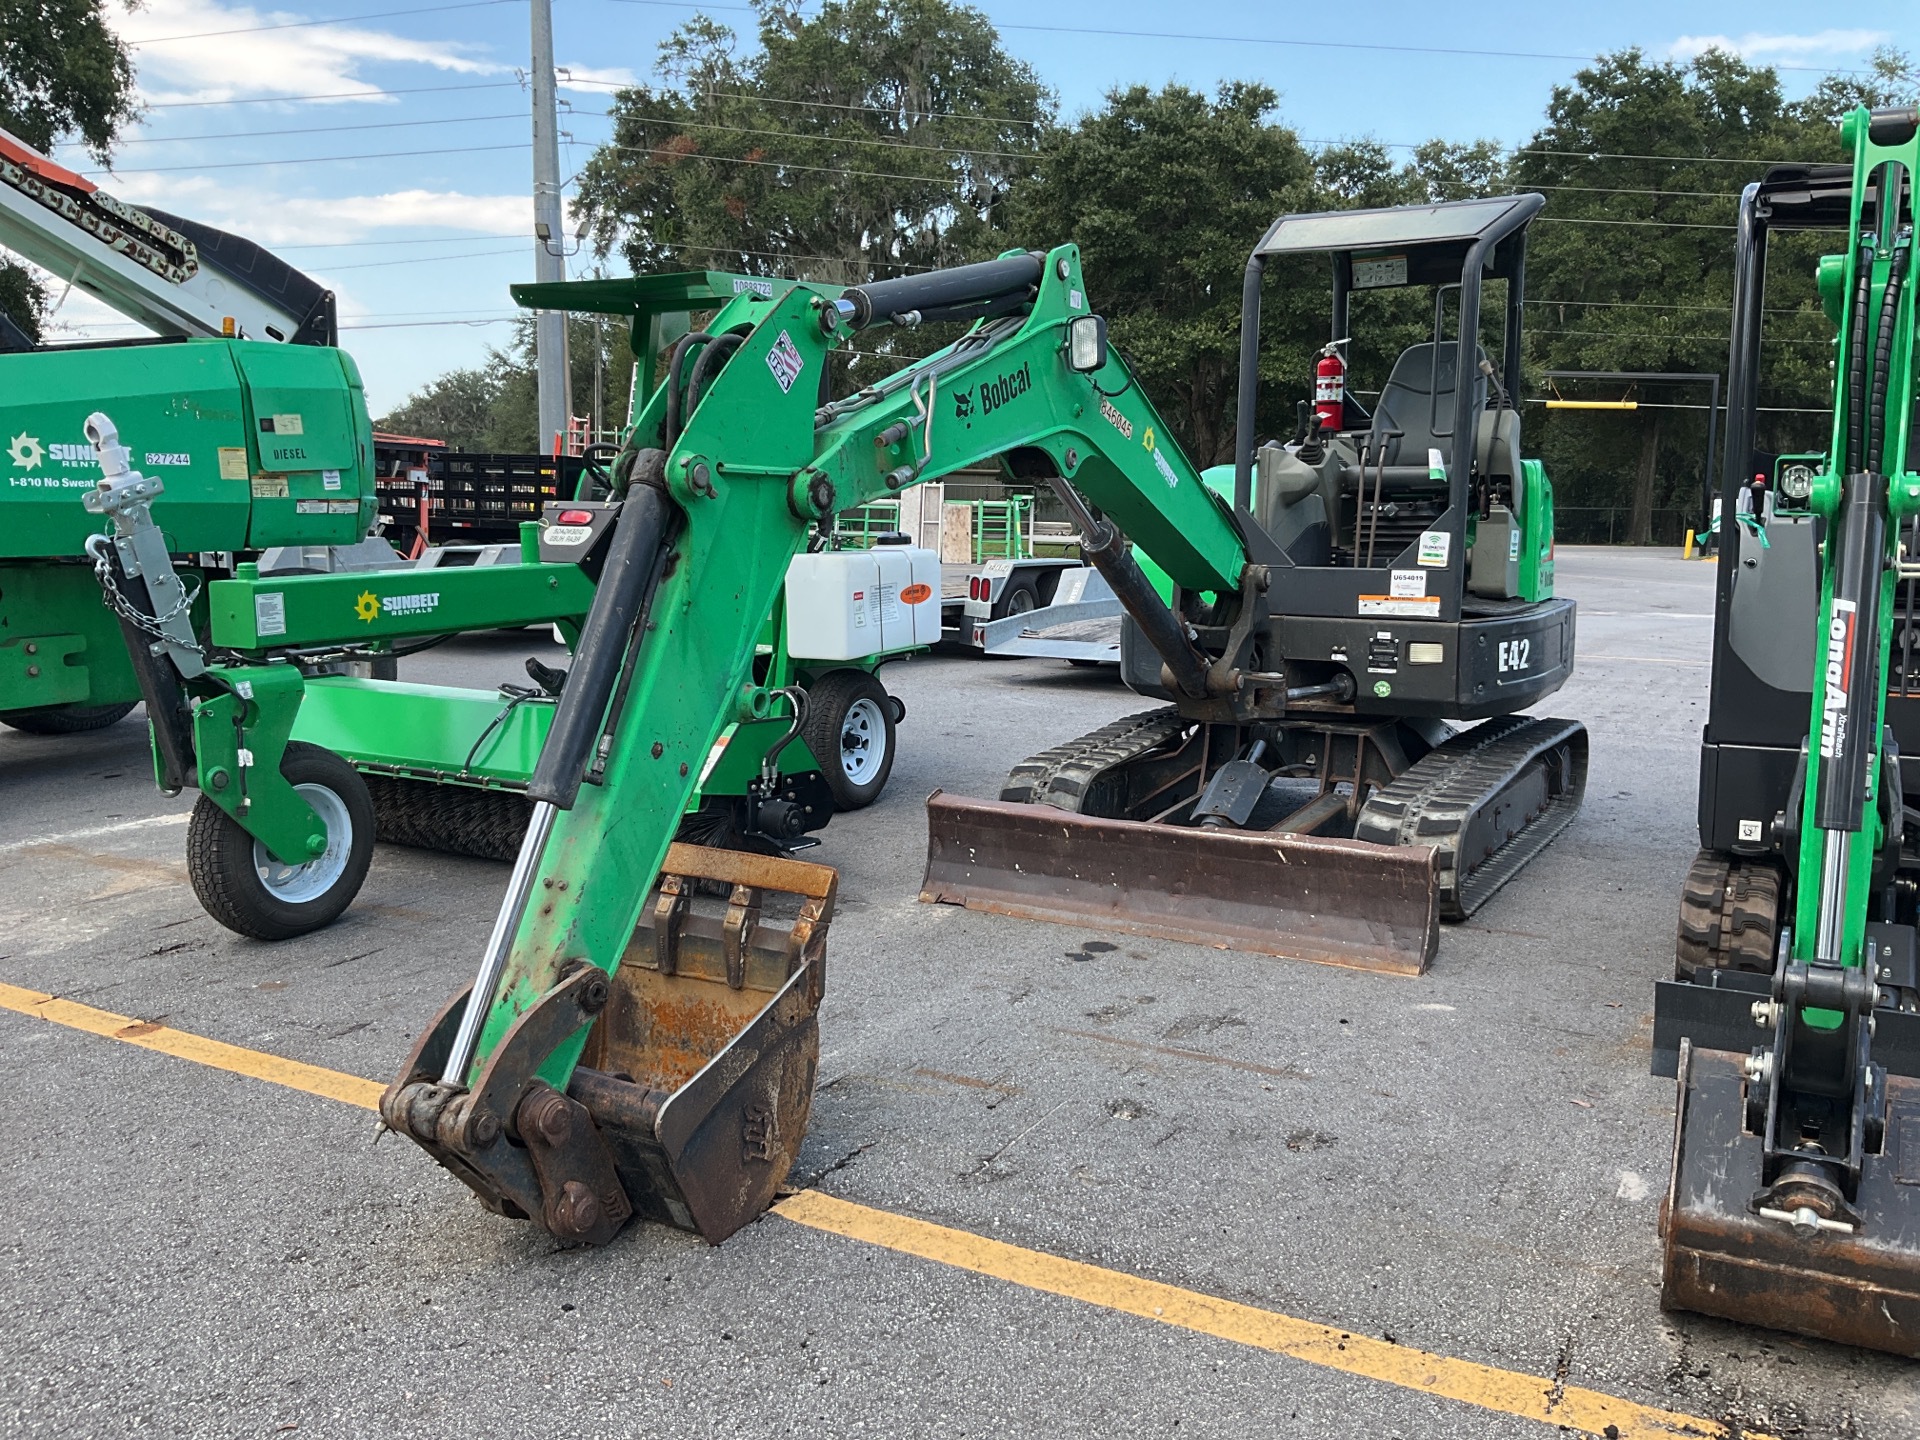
top-left (919, 791), bottom-right (1440, 974)
top-left (1662, 1043), bottom-right (1920, 1357)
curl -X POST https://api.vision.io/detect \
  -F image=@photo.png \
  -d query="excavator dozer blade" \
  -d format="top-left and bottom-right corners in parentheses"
top-left (920, 791), bottom-right (1439, 974)
top-left (1662, 1042), bottom-right (1920, 1356)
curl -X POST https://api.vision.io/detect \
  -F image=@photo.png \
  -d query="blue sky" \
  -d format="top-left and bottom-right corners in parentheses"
top-left (30, 1), bottom-right (1898, 413)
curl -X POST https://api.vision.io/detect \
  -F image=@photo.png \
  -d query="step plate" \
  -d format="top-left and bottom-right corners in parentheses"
top-left (920, 791), bottom-right (1440, 974)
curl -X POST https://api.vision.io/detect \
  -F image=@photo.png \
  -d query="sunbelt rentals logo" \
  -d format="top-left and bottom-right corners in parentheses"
top-left (356, 589), bottom-right (440, 623)
top-left (8, 433), bottom-right (43, 470)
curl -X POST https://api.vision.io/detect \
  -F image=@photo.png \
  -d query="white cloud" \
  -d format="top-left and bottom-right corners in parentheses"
top-left (95, 173), bottom-right (531, 244)
top-left (115, 0), bottom-right (506, 107)
top-left (1667, 28), bottom-right (1890, 65)
top-left (557, 63), bottom-right (639, 93)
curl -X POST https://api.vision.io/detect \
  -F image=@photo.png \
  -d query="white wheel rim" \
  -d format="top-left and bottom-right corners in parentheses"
top-left (252, 781), bottom-right (352, 904)
top-left (1006, 587), bottom-right (1037, 615)
top-left (839, 697), bottom-right (887, 786)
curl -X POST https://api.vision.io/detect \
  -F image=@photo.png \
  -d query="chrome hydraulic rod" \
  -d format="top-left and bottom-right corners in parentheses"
top-left (439, 800), bottom-right (557, 1086)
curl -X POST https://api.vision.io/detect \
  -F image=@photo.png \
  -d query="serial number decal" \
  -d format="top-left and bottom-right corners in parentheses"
top-left (1498, 638), bottom-right (1532, 673)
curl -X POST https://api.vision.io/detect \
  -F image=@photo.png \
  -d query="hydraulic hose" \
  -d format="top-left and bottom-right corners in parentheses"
top-left (684, 330), bottom-right (747, 423)
top-left (1866, 229), bottom-right (1910, 476)
top-left (662, 331), bottom-right (714, 449)
top-left (1846, 235), bottom-right (1875, 475)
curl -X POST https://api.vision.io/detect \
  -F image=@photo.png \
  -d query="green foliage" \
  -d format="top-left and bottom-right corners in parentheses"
top-left (0, 0), bottom-right (140, 338)
top-left (0, 262), bottom-right (43, 342)
top-left (404, 24), bottom-right (1910, 541)
top-left (0, 0), bottom-right (140, 161)
top-left (1003, 82), bottom-right (1311, 465)
top-left (574, 0), bottom-right (1050, 283)
top-left (1509, 47), bottom-right (1908, 540)
top-left (376, 318), bottom-right (634, 454)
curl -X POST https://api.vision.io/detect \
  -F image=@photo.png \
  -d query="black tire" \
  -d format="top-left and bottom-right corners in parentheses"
top-left (802, 668), bottom-right (896, 811)
top-left (187, 741), bottom-right (375, 940)
top-left (995, 577), bottom-right (1039, 620)
top-left (1675, 849), bottom-right (1782, 982)
top-left (1, 700), bottom-right (138, 735)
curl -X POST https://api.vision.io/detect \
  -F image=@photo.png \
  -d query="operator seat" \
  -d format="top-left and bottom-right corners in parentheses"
top-left (1365, 342), bottom-right (1487, 469)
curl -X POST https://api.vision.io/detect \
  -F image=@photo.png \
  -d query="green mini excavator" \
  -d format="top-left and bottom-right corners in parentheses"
top-left (1656, 105), bottom-right (1920, 1356)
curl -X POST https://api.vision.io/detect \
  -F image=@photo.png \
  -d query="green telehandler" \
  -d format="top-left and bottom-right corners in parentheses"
top-left (1655, 104), bottom-right (1920, 1356)
top-left (88, 195), bottom-right (1588, 1244)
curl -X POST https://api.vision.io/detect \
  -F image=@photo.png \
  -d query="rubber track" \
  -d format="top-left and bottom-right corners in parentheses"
top-left (1675, 849), bottom-right (1782, 982)
top-left (1352, 715), bottom-right (1588, 920)
top-left (999, 706), bottom-right (1189, 811)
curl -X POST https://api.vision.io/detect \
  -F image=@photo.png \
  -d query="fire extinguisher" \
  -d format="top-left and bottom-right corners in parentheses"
top-left (1313, 340), bottom-right (1348, 433)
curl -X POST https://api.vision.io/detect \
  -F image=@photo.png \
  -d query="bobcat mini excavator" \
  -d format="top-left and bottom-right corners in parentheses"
top-left (1655, 106), bottom-right (1920, 1356)
top-left (354, 198), bottom-right (1587, 1246)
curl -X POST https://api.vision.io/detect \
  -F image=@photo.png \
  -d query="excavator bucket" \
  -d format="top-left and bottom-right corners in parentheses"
top-left (383, 842), bottom-right (833, 1245)
top-left (1662, 1042), bottom-right (1920, 1356)
top-left (920, 791), bottom-right (1439, 974)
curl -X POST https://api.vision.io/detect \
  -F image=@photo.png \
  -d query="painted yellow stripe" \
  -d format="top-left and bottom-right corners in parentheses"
top-left (0, 981), bottom-right (384, 1111)
top-left (0, 977), bottom-right (1766, 1440)
top-left (771, 1190), bottom-right (1768, 1440)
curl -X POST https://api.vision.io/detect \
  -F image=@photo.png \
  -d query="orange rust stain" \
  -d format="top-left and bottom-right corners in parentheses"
top-left (608, 989), bottom-right (760, 1092)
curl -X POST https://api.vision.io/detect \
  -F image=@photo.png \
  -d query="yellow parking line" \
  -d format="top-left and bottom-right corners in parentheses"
top-left (0, 978), bottom-right (1766, 1440)
top-left (0, 981), bottom-right (384, 1111)
top-left (773, 1190), bottom-right (1762, 1440)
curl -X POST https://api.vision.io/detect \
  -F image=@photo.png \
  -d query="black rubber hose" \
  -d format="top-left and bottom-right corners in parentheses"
top-left (842, 253), bottom-right (1043, 330)
top-left (683, 330), bottom-right (746, 424)
top-left (1846, 234), bottom-right (1875, 475)
top-left (527, 486), bottom-right (673, 809)
top-left (662, 331), bottom-right (714, 449)
top-left (1867, 234), bottom-right (1910, 475)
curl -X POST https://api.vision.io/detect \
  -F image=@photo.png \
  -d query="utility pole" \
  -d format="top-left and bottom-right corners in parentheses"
top-left (530, 0), bottom-right (570, 455)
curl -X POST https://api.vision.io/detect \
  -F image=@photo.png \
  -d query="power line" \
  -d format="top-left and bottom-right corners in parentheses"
top-left (1537, 216), bottom-right (1735, 231)
top-left (319, 243), bottom-right (527, 271)
top-left (141, 80), bottom-right (522, 109)
top-left (560, 74), bottom-right (1049, 129)
top-left (602, 0), bottom-right (1884, 75)
top-left (126, 0), bottom-right (519, 46)
top-left (86, 142), bottom-right (529, 177)
top-left (273, 232), bottom-right (532, 252)
top-left (83, 110), bottom-right (532, 147)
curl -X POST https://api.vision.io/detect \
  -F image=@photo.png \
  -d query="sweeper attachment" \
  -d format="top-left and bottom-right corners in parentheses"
top-left (922, 195), bottom-right (1587, 973)
top-left (1654, 104), bottom-right (1920, 1355)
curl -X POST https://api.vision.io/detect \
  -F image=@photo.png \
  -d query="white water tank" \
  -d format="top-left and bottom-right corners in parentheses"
top-left (785, 541), bottom-right (941, 659)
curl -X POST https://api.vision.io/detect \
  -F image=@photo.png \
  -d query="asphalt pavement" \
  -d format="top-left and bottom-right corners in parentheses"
top-left (2, 547), bottom-right (1914, 1439)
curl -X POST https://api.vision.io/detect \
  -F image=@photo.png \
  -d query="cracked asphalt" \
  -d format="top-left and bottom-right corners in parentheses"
top-left (2, 547), bottom-right (1915, 1438)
